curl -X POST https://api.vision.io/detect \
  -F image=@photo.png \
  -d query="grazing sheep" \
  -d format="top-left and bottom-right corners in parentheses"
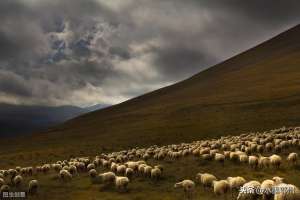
top-left (89, 169), bottom-right (97, 178)
top-left (13, 175), bottom-right (23, 187)
top-left (115, 176), bottom-right (130, 192)
top-left (258, 156), bottom-right (270, 168)
top-left (125, 162), bottom-right (139, 171)
top-left (144, 166), bottom-right (152, 177)
top-left (69, 165), bottom-right (77, 175)
top-left (237, 181), bottom-right (261, 200)
top-left (212, 180), bottom-right (230, 196)
top-left (273, 183), bottom-right (300, 200)
top-left (269, 155), bottom-right (282, 169)
top-left (201, 154), bottom-right (212, 161)
top-left (0, 178), bottom-right (4, 187)
top-left (0, 184), bottom-right (10, 192)
top-left (116, 165), bottom-right (126, 175)
top-left (151, 168), bottom-right (162, 180)
top-left (28, 180), bottom-right (39, 195)
top-left (230, 152), bottom-right (240, 162)
top-left (249, 156), bottom-right (259, 169)
top-left (87, 164), bottom-right (95, 171)
top-left (174, 180), bottom-right (195, 200)
top-left (195, 173), bottom-right (217, 188)
top-left (53, 164), bottom-right (62, 172)
top-left (287, 152), bottom-right (298, 166)
top-left (154, 165), bottom-right (164, 172)
top-left (125, 168), bottom-right (134, 179)
top-left (260, 179), bottom-right (275, 200)
top-left (239, 154), bottom-right (249, 163)
top-left (59, 170), bottom-right (72, 182)
top-left (227, 176), bottom-right (246, 193)
top-left (99, 172), bottom-right (116, 185)
top-left (215, 153), bottom-right (225, 164)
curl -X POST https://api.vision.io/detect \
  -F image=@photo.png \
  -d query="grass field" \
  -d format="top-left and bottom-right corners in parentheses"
top-left (2, 143), bottom-right (300, 200)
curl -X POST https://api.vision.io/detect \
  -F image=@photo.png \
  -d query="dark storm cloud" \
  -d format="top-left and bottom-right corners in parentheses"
top-left (0, 0), bottom-right (299, 106)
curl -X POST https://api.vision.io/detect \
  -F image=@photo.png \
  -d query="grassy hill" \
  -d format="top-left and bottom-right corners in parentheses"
top-left (1, 24), bottom-right (300, 168)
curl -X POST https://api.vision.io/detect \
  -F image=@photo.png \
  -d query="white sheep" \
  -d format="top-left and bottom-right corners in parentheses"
top-left (269, 154), bottom-right (282, 169)
top-left (116, 165), bottom-right (126, 175)
top-left (125, 168), bottom-right (134, 179)
top-left (59, 169), bottom-right (72, 182)
top-left (260, 179), bottom-right (275, 200)
top-left (88, 169), bottom-right (97, 178)
top-left (0, 178), bottom-right (4, 187)
top-left (258, 156), bottom-right (270, 168)
top-left (273, 183), bottom-right (300, 200)
top-left (28, 180), bottom-right (39, 195)
top-left (99, 172), bottom-right (116, 185)
top-left (115, 176), bottom-right (130, 192)
top-left (151, 167), bottom-right (162, 180)
top-left (249, 156), bottom-right (259, 169)
top-left (13, 175), bottom-right (23, 187)
top-left (227, 176), bottom-right (246, 193)
top-left (87, 163), bottom-right (95, 171)
top-left (174, 180), bottom-right (195, 200)
top-left (0, 184), bottom-right (10, 192)
top-left (215, 153), bottom-right (225, 164)
top-left (237, 181), bottom-right (261, 200)
top-left (287, 152), bottom-right (298, 166)
top-left (212, 180), bottom-right (230, 196)
top-left (195, 173), bottom-right (217, 188)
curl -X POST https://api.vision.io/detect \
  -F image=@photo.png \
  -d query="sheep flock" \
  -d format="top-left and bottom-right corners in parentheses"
top-left (1, 126), bottom-right (300, 199)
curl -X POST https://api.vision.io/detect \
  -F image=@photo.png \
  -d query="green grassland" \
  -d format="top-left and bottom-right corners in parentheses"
top-left (3, 146), bottom-right (300, 200)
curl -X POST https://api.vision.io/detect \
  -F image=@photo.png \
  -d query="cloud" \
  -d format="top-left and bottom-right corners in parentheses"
top-left (0, 0), bottom-right (299, 106)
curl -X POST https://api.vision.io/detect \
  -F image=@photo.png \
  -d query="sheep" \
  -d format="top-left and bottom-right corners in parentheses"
top-left (269, 155), bottom-right (282, 169)
top-left (13, 175), bottom-right (23, 187)
top-left (115, 165), bottom-right (126, 175)
top-left (115, 176), bottom-right (130, 192)
top-left (227, 176), bottom-right (246, 194)
top-left (151, 167), bottom-right (162, 180)
top-left (174, 180), bottom-right (195, 200)
top-left (287, 152), bottom-right (298, 166)
top-left (125, 168), bottom-right (134, 179)
top-left (230, 152), bottom-right (240, 162)
top-left (99, 172), bottom-right (116, 185)
top-left (273, 183), bottom-right (300, 200)
top-left (144, 166), bottom-right (152, 177)
top-left (237, 181), bottom-right (261, 200)
top-left (59, 170), bottom-right (72, 182)
top-left (69, 165), bottom-right (77, 176)
top-left (0, 184), bottom-right (10, 192)
top-left (154, 165), bottom-right (164, 172)
top-left (195, 173), bottom-right (217, 188)
top-left (215, 153), bottom-right (225, 164)
top-left (249, 156), bottom-right (259, 169)
top-left (28, 180), bottom-right (39, 195)
top-left (239, 154), bottom-right (249, 163)
top-left (201, 154), bottom-right (212, 161)
top-left (258, 156), bottom-right (270, 168)
top-left (87, 163), bottom-right (95, 171)
top-left (212, 180), bottom-right (230, 196)
top-left (53, 164), bottom-right (62, 172)
top-left (0, 178), bottom-right (4, 187)
top-left (260, 179), bottom-right (275, 200)
top-left (89, 169), bottom-right (97, 178)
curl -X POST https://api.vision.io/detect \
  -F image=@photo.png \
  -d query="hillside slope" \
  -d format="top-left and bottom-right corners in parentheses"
top-left (1, 24), bottom-right (300, 167)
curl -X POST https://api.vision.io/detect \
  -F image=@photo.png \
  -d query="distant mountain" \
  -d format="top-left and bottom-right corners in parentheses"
top-left (85, 104), bottom-right (111, 112)
top-left (0, 104), bottom-right (86, 137)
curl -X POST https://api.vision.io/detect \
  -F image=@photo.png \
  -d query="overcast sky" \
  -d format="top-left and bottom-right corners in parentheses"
top-left (0, 0), bottom-right (299, 107)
